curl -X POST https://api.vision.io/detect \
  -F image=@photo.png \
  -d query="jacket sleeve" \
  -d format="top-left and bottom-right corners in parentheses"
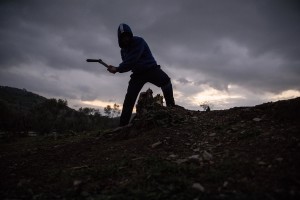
top-left (117, 38), bottom-right (145, 73)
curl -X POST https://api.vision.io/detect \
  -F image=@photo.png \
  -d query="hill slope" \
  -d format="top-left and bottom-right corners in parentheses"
top-left (0, 97), bottom-right (299, 199)
top-left (0, 86), bottom-right (117, 133)
top-left (0, 86), bottom-right (47, 112)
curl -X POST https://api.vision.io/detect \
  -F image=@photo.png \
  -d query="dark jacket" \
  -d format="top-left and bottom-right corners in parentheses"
top-left (117, 24), bottom-right (157, 74)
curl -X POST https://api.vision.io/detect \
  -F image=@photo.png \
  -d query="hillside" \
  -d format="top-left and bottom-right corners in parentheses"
top-left (0, 95), bottom-right (299, 199)
top-left (0, 86), bottom-right (117, 134)
top-left (0, 86), bottom-right (47, 112)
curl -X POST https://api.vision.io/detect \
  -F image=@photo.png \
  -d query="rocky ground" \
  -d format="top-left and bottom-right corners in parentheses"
top-left (0, 92), bottom-right (299, 200)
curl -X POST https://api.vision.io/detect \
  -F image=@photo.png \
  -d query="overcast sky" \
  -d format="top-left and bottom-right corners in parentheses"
top-left (1, 0), bottom-right (299, 112)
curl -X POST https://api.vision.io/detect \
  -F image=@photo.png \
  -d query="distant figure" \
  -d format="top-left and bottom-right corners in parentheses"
top-left (107, 23), bottom-right (175, 126)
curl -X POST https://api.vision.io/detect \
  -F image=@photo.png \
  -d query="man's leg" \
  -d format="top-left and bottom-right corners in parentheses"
top-left (119, 77), bottom-right (145, 126)
top-left (161, 81), bottom-right (175, 107)
top-left (148, 68), bottom-right (175, 107)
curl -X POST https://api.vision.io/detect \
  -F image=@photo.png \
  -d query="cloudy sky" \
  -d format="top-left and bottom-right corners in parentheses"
top-left (1, 0), bottom-right (299, 112)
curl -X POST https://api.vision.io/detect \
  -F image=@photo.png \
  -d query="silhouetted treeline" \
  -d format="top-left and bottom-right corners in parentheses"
top-left (0, 86), bottom-right (118, 135)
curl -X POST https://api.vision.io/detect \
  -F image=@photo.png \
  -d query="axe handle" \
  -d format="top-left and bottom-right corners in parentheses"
top-left (86, 59), bottom-right (109, 68)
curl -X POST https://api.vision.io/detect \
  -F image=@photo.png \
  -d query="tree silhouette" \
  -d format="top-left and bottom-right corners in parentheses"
top-left (104, 105), bottom-right (112, 117)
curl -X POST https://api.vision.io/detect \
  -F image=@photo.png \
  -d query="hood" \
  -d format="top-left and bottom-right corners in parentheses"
top-left (118, 23), bottom-right (133, 48)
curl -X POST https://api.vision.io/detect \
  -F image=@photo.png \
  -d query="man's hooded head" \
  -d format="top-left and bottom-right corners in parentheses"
top-left (118, 23), bottom-right (133, 48)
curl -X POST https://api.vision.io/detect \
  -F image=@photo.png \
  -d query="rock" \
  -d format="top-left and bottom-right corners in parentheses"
top-left (258, 161), bottom-right (266, 165)
top-left (153, 94), bottom-right (164, 106)
top-left (131, 157), bottom-right (144, 161)
top-left (188, 154), bottom-right (200, 160)
top-left (73, 180), bottom-right (82, 187)
top-left (175, 158), bottom-right (189, 164)
top-left (71, 165), bottom-right (89, 170)
top-left (175, 154), bottom-right (203, 165)
top-left (192, 183), bottom-right (205, 192)
top-left (188, 155), bottom-right (202, 164)
top-left (136, 88), bottom-right (155, 116)
top-left (276, 157), bottom-right (283, 162)
top-left (203, 151), bottom-right (213, 161)
top-left (223, 181), bottom-right (229, 187)
top-left (151, 141), bottom-right (162, 148)
top-left (168, 154), bottom-right (178, 159)
top-left (209, 133), bottom-right (216, 137)
top-left (133, 88), bottom-right (187, 129)
top-left (253, 118), bottom-right (262, 122)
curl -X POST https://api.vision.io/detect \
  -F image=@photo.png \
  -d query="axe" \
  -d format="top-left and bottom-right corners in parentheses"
top-left (86, 59), bottom-right (109, 68)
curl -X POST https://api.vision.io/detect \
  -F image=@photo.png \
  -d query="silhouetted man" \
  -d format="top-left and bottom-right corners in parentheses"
top-left (107, 23), bottom-right (175, 126)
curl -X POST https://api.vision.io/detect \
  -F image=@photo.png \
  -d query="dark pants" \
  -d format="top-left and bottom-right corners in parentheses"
top-left (119, 67), bottom-right (175, 126)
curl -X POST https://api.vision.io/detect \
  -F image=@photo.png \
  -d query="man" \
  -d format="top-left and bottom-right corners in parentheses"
top-left (107, 23), bottom-right (175, 126)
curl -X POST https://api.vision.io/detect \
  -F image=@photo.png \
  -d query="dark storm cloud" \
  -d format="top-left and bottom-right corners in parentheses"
top-left (0, 0), bottom-right (116, 71)
top-left (0, 0), bottom-right (299, 109)
top-left (146, 0), bottom-right (300, 93)
top-left (0, 0), bottom-right (179, 70)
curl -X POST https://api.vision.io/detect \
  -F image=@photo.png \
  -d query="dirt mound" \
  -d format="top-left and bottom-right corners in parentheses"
top-left (0, 93), bottom-right (299, 199)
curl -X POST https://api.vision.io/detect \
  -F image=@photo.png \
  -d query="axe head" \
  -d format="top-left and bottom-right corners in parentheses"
top-left (86, 59), bottom-right (102, 62)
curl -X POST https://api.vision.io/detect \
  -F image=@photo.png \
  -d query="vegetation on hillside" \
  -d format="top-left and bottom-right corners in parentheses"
top-left (0, 86), bottom-right (119, 135)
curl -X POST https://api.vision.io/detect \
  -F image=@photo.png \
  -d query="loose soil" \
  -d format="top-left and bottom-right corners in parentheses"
top-left (0, 98), bottom-right (299, 199)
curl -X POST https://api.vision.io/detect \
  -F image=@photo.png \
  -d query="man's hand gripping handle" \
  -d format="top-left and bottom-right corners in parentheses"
top-left (86, 59), bottom-right (117, 74)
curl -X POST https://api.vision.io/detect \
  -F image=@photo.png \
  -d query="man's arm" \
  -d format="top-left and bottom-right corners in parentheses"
top-left (118, 38), bottom-right (145, 73)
